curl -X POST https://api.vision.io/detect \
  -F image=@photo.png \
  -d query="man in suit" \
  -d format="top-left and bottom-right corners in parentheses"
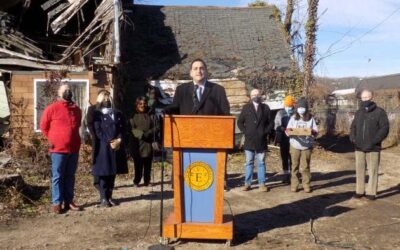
top-left (237, 89), bottom-right (273, 192)
top-left (166, 58), bottom-right (230, 115)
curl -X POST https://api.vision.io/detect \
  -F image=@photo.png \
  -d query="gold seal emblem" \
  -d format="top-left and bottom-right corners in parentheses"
top-left (184, 161), bottom-right (214, 191)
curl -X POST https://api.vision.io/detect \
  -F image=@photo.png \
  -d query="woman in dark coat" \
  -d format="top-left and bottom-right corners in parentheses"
top-left (92, 91), bottom-right (128, 207)
top-left (130, 96), bottom-right (158, 187)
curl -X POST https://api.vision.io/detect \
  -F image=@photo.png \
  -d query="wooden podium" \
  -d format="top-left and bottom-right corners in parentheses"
top-left (162, 115), bottom-right (234, 242)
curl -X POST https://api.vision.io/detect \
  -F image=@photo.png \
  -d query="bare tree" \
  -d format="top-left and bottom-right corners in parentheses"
top-left (302, 0), bottom-right (318, 96)
top-left (283, 0), bottom-right (294, 44)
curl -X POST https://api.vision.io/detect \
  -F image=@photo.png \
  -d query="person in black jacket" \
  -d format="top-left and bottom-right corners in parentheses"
top-left (165, 58), bottom-right (230, 115)
top-left (237, 89), bottom-right (273, 192)
top-left (350, 89), bottom-right (389, 200)
top-left (86, 90), bottom-right (110, 198)
top-left (92, 91), bottom-right (128, 207)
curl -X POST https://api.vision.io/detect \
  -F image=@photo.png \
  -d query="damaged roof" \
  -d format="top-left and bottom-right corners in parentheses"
top-left (123, 4), bottom-right (293, 80)
top-left (0, 0), bottom-right (119, 71)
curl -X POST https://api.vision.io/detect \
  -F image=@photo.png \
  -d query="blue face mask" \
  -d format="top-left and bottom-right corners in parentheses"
top-left (297, 107), bottom-right (306, 115)
top-left (284, 107), bottom-right (293, 113)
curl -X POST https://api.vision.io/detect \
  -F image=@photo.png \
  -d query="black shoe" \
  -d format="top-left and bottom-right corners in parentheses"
top-left (282, 175), bottom-right (291, 184)
top-left (353, 193), bottom-right (364, 199)
top-left (100, 199), bottom-right (112, 207)
top-left (365, 195), bottom-right (376, 201)
top-left (108, 199), bottom-right (119, 206)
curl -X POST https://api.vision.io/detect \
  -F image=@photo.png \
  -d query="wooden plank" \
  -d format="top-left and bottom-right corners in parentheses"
top-left (173, 149), bottom-right (183, 223)
top-left (163, 213), bottom-right (233, 240)
top-left (58, 0), bottom-right (113, 61)
top-left (163, 115), bottom-right (235, 149)
top-left (41, 0), bottom-right (63, 11)
top-left (214, 151), bottom-right (226, 224)
top-left (0, 58), bottom-right (85, 71)
top-left (47, 3), bottom-right (70, 20)
top-left (50, 0), bottom-right (89, 34)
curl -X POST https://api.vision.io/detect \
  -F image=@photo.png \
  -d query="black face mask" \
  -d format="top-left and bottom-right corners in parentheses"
top-left (102, 100), bottom-right (112, 108)
top-left (251, 96), bottom-right (262, 104)
top-left (62, 90), bottom-right (73, 102)
top-left (360, 100), bottom-right (372, 109)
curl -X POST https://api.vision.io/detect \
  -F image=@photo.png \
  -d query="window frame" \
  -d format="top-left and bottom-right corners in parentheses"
top-left (33, 78), bottom-right (89, 132)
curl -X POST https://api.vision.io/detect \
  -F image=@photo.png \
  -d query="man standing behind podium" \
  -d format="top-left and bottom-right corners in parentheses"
top-left (166, 59), bottom-right (230, 115)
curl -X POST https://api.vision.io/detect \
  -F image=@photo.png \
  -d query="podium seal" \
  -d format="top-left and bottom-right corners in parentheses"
top-left (184, 161), bottom-right (214, 191)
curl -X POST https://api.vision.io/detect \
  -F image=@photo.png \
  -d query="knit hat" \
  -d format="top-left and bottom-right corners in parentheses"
top-left (283, 95), bottom-right (294, 107)
top-left (296, 97), bottom-right (308, 109)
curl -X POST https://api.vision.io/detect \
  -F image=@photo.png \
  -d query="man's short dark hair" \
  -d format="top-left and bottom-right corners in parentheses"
top-left (190, 58), bottom-right (207, 70)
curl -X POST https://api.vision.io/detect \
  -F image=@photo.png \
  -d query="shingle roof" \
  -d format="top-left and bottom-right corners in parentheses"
top-left (123, 4), bottom-right (293, 80)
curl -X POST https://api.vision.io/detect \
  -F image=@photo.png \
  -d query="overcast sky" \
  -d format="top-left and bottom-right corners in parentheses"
top-left (140, 0), bottom-right (400, 78)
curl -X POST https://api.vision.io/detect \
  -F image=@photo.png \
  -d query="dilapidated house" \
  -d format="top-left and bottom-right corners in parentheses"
top-left (2, 2), bottom-right (295, 151)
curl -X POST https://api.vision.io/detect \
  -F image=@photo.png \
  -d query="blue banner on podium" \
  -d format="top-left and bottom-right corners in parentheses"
top-left (182, 149), bottom-right (217, 222)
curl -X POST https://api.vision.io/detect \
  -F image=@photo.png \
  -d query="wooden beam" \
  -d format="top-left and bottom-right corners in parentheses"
top-left (50, 0), bottom-right (89, 34)
top-left (0, 58), bottom-right (85, 71)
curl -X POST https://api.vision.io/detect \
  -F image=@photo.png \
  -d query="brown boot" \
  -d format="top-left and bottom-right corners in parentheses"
top-left (53, 204), bottom-right (61, 214)
top-left (65, 201), bottom-right (82, 211)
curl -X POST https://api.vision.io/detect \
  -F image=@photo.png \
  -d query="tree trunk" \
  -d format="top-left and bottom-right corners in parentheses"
top-left (302, 0), bottom-right (318, 97)
top-left (284, 0), bottom-right (294, 45)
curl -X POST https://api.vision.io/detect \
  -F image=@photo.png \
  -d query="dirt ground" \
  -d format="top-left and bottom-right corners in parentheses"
top-left (1, 137), bottom-right (400, 250)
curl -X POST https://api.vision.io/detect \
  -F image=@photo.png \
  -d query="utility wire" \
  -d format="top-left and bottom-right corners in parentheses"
top-left (317, 4), bottom-right (400, 64)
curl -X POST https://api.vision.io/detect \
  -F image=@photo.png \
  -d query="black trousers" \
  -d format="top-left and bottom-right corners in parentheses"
top-left (133, 156), bottom-right (152, 185)
top-left (97, 175), bottom-right (116, 200)
top-left (280, 138), bottom-right (291, 172)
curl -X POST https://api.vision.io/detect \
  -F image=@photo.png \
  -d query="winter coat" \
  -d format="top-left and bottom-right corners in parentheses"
top-left (40, 100), bottom-right (81, 153)
top-left (350, 102), bottom-right (389, 152)
top-left (130, 112), bottom-right (159, 158)
top-left (92, 110), bottom-right (128, 176)
top-left (274, 109), bottom-right (292, 144)
top-left (237, 102), bottom-right (273, 151)
top-left (86, 105), bottom-right (101, 164)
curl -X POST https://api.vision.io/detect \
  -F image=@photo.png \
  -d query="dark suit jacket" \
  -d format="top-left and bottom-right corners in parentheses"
top-left (166, 81), bottom-right (230, 115)
top-left (237, 102), bottom-right (273, 151)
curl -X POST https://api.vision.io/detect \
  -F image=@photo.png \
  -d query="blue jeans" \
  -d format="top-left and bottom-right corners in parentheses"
top-left (51, 153), bottom-right (79, 205)
top-left (244, 150), bottom-right (266, 186)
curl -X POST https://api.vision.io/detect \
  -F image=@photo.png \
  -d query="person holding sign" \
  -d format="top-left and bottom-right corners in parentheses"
top-left (286, 97), bottom-right (318, 193)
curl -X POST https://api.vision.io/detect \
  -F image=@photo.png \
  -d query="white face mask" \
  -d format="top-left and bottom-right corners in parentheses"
top-left (297, 107), bottom-right (306, 115)
top-left (101, 107), bottom-right (112, 115)
top-left (285, 107), bottom-right (293, 113)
